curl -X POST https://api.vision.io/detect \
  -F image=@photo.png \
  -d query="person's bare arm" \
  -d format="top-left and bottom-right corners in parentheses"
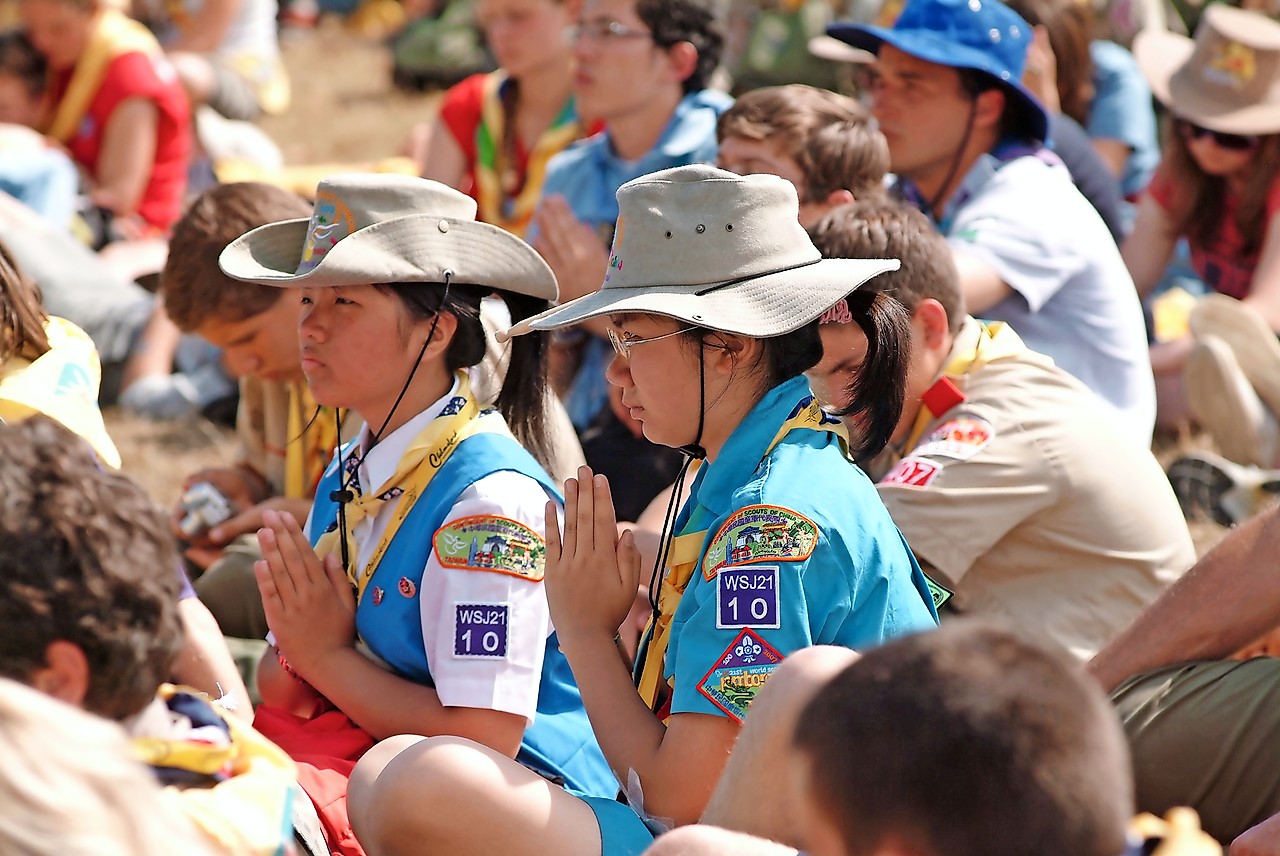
top-left (1092, 138), bottom-right (1132, 182)
top-left (1240, 214), bottom-right (1280, 333)
top-left (952, 247), bottom-right (1015, 315)
top-left (1121, 193), bottom-right (1179, 299)
top-left (1088, 505), bottom-right (1280, 691)
top-left (173, 597), bottom-right (253, 720)
top-left (91, 97), bottom-right (158, 218)
top-left (166, 0), bottom-right (243, 52)
top-left (419, 118), bottom-right (468, 189)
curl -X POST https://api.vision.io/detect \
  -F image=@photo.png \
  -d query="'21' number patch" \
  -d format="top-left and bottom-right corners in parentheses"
top-left (453, 603), bottom-right (509, 658)
top-left (717, 565), bottom-right (780, 629)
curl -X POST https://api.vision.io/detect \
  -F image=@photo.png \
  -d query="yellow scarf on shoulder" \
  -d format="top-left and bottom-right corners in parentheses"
top-left (44, 9), bottom-right (161, 144)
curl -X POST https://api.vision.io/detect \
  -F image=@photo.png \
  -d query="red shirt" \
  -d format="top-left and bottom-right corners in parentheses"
top-left (1149, 162), bottom-right (1280, 300)
top-left (49, 51), bottom-right (190, 231)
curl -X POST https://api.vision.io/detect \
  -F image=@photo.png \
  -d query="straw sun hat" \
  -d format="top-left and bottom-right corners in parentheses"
top-left (1135, 4), bottom-right (1280, 135)
top-left (219, 173), bottom-right (557, 300)
top-left (504, 165), bottom-right (899, 340)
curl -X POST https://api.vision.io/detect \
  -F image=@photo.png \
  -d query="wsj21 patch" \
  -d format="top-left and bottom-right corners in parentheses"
top-left (453, 603), bottom-right (509, 658)
top-left (717, 565), bottom-right (780, 629)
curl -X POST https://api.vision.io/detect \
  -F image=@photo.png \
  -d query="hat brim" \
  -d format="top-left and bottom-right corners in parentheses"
top-left (1135, 27), bottom-right (1280, 134)
top-left (501, 258), bottom-right (901, 341)
top-left (219, 213), bottom-right (558, 301)
top-left (827, 23), bottom-right (1050, 141)
top-left (808, 34), bottom-right (875, 64)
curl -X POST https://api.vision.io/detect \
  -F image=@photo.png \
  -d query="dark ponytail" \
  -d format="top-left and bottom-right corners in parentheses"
top-left (384, 282), bottom-right (554, 474)
top-left (0, 240), bottom-right (49, 362)
top-left (831, 290), bottom-right (910, 462)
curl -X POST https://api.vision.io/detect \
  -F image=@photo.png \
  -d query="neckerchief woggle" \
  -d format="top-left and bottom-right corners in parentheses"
top-left (635, 393), bottom-right (849, 712)
top-left (313, 371), bottom-right (502, 603)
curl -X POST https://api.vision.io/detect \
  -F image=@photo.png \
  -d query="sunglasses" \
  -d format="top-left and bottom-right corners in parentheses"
top-left (1176, 118), bottom-right (1261, 152)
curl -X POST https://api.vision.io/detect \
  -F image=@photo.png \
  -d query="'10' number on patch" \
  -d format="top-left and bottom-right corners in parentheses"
top-left (717, 565), bottom-right (780, 629)
top-left (454, 603), bottom-right (510, 658)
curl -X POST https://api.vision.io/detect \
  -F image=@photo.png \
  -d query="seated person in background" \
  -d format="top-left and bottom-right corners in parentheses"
top-left (416, 0), bottom-right (595, 237)
top-left (828, 0), bottom-right (1156, 446)
top-left (0, 677), bottom-right (217, 856)
top-left (20, 0), bottom-right (190, 250)
top-left (714, 83), bottom-right (888, 228)
top-left (532, 0), bottom-right (731, 522)
top-left (652, 622), bottom-right (1137, 856)
top-left (807, 197), bottom-right (1194, 660)
top-left (0, 416), bottom-right (298, 856)
top-left (141, 0), bottom-right (289, 121)
top-left (1091, 502), bottom-right (1280, 852)
top-left (0, 28), bottom-right (79, 229)
top-left (1124, 7), bottom-right (1280, 464)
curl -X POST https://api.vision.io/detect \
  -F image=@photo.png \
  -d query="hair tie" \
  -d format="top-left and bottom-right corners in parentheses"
top-left (820, 299), bottom-right (853, 325)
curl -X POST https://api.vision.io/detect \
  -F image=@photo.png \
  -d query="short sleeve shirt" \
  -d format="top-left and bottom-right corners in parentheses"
top-left (875, 318), bottom-right (1195, 659)
top-left (1088, 39), bottom-right (1160, 198)
top-left (931, 151), bottom-right (1156, 446)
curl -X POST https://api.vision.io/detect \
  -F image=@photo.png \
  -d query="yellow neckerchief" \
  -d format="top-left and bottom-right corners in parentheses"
top-left (901, 320), bottom-right (1025, 453)
top-left (473, 70), bottom-right (581, 237)
top-left (44, 9), bottom-right (161, 144)
top-left (314, 372), bottom-right (499, 603)
top-left (283, 381), bottom-right (340, 500)
top-left (636, 396), bottom-right (850, 711)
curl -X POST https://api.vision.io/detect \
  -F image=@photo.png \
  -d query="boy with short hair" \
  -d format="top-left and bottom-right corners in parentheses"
top-left (715, 83), bottom-right (889, 227)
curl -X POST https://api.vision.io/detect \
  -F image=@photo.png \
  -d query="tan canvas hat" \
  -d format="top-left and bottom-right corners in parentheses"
top-left (503, 165), bottom-right (899, 340)
top-left (1135, 4), bottom-right (1280, 135)
top-left (219, 173), bottom-right (557, 300)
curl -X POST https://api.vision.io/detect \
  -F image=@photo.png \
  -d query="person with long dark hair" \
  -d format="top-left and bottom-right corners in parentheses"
top-left (343, 166), bottom-right (938, 856)
top-left (217, 173), bottom-right (615, 855)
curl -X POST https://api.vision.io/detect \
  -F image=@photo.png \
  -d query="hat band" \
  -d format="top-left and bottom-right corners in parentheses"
top-left (693, 258), bottom-right (822, 297)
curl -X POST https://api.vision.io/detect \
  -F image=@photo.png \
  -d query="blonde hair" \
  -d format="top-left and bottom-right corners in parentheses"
top-left (0, 678), bottom-right (215, 856)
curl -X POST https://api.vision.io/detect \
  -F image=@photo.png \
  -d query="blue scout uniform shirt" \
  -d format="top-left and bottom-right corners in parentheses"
top-left (531, 88), bottom-right (734, 431)
top-left (309, 430), bottom-right (617, 799)
top-left (658, 376), bottom-right (939, 722)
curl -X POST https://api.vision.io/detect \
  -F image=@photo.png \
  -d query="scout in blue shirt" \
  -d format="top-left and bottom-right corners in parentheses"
top-left (347, 165), bottom-right (938, 856)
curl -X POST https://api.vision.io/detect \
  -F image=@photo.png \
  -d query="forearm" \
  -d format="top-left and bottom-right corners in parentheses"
top-left (174, 598), bottom-right (253, 720)
top-left (303, 645), bottom-right (521, 751)
top-left (1089, 506), bottom-right (1280, 690)
top-left (1240, 295), bottom-right (1280, 335)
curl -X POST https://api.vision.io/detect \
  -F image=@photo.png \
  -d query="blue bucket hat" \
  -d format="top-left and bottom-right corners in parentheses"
top-left (828, 0), bottom-right (1049, 143)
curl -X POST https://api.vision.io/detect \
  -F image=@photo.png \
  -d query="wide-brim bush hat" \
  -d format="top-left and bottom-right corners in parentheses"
top-left (502, 165), bottom-right (899, 340)
top-left (827, 0), bottom-right (1049, 143)
top-left (1134, 4), bottom-right (1280, 136)
top-left (219, 173), bottom-right (557, 300)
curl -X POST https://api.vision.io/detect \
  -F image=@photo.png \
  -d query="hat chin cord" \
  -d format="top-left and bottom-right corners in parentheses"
top-left (328, 272), bottom-right (453, 573)
top-left (925, 97), bottom-right (979, 223)
top-left (635, 339), bottom-right (707, 697)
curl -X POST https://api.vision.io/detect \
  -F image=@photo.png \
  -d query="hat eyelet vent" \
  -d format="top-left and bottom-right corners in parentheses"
top-left (696, 224), bottom-right (706, 234)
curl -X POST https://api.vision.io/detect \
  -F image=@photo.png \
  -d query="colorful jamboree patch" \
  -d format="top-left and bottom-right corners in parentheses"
top-left (881, 456), bottom-right (942, 488)
top-left (698, 629), bottom-right (785, 722)
top-left (453, 603), bottom-right (510, 659)
top-left (434, 515), bottom-right (546, 580)
top-left (702, 505), bottom-right (818, 580)
top-left (912, 416), bottom-right (994, 461)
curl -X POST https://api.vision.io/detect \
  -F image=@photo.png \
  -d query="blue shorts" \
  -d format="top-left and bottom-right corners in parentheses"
top-left (581, 795), bottom-right (656, 856)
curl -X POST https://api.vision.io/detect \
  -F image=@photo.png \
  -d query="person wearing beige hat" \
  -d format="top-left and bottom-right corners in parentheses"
top-left (1125, 6), bottom-right (1280, 482)
top-left (217, 173), bottom-right (615, 853)
top-left (344, 165), bottom-right (939, 856)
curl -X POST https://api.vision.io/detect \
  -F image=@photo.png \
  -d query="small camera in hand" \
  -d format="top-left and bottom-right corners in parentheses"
top-left (178, 482), bottom-right (233, 539)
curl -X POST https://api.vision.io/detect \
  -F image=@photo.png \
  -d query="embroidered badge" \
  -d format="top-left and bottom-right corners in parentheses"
top-left (702, 505), bottom-right (819, 580)
top-left (716, 565), bottom-right (780, 629)
top-left (912, 416), bottom-right (993, 461)
top-left (440, 396), bottom-right (467, 416)
top-left (1206, 41), bottom-right (1256, 91)
top-left (434, 515), bottom-right (546, 580)
top-left (881, 456), bottom-right (942, 488)
top-left (605, 216), bottom-right (625, 283)
top-left (299, 190), bottom-right (355, 272)
top-left (697, 629), bottom-right (784, 722)
top-left (924, 575), bottom-right (954, 610)
top-left (371, 586), bottom-right (384, 606)
top-left (453, 603), bottom-right (510, 658)
top-left (398, 577), bottom-right (417, 598)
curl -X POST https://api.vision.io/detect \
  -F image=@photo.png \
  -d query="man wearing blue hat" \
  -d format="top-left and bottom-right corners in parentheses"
top-left (827, 0), bottom-right (1156, 448)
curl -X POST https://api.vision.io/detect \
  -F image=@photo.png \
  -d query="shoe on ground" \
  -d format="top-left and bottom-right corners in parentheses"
top-left (1167, 451), bottom-right (1280, 527)
top-left (1186, 334), bottom-right (1279, 468)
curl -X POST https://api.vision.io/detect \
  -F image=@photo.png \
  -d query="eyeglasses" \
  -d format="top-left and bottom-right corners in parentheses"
top-left (564, 19), bottom-right (653, 44)
top-left (1175, 118), bottom-right (1260, 152)
top-left (607, 325), bottom-right (696, 360)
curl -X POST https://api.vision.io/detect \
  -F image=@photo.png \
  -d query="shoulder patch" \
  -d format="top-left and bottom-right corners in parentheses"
top-left (703, 505), bottom-right (818, 580)
top-left (433, 515), bottom-right (546, 581)
top-left (912, 416), bottom-right (994, 461)
top-left (880, 456), bottom-right (942, 488)
top-left (924, 574), bottom-right (954, 611)
top-left (697, 629), bottom-right (785, 723)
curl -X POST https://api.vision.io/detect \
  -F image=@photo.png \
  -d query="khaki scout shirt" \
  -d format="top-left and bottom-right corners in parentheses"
top-left (876, 317), bottom-right (1195, 659)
